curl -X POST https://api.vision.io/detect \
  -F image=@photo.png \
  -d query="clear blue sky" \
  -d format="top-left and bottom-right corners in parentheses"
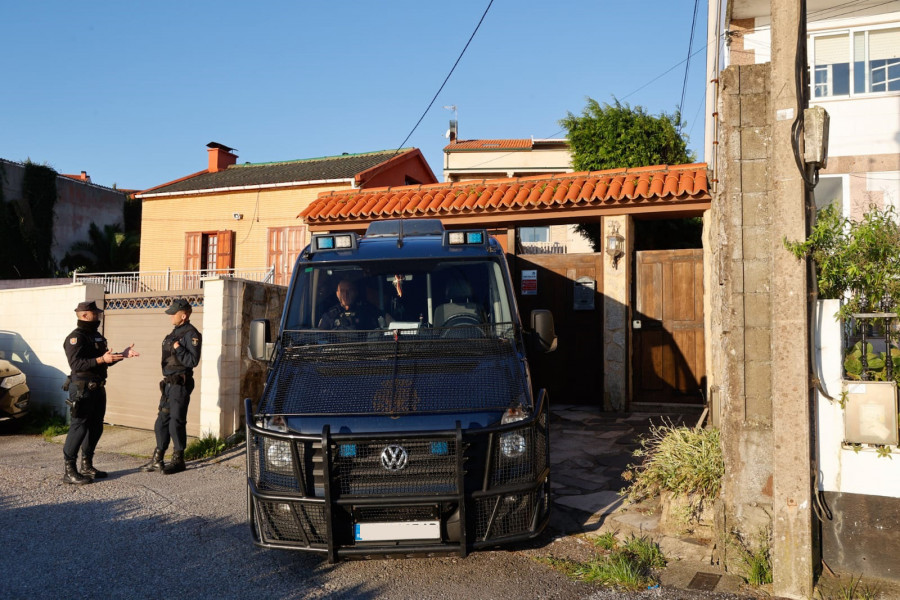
top-left (1, 0), bottom-right (709, 191)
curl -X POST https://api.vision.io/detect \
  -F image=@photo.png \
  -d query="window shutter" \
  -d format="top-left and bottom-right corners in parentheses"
top-left (185, 232), bottom-right (202, 271)
top-left (216, 230), bottom-right (235, 271)
top-left (814, 33), bottom-right (849, 65)
top-left (869, 28), bottom-right (900, 60)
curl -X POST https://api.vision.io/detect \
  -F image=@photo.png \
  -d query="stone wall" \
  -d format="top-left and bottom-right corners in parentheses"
top-left (708, 62), bottom-right (777, 545)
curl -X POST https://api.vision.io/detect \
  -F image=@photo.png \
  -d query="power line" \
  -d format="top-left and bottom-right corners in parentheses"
top-left (678, 0), bottom-right (702, 133)
top-left (394, 0), bottom-right (493, 152)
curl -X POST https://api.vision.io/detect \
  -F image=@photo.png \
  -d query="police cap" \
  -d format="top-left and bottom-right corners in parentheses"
top-left (165, 298), bottom-right (192, 314)
top-left (74, 301), bottom-right (103, 313)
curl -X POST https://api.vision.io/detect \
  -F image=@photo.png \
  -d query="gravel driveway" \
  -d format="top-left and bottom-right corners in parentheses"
top-left (0, 433), bottom-right (758, 600)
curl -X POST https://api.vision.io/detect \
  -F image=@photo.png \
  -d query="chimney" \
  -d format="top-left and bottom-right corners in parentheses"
top-left (80, 171), bottom-right (90, 182)
top-left (448, 120), bottom-right (458, 144)
top-left (207, 142), bottom-right (238, 173)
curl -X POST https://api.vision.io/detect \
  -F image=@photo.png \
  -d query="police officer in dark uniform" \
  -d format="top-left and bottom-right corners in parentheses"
top-left (317, 279), bottom-right (382, 330)
top-left (143, 298), bottom-right (201, 475)
top-left (62, 301), bottom-right (139, 484)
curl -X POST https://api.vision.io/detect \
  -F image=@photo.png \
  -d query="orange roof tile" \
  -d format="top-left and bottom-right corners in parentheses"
top-left (444, 139), bottom-right (533, 151)
top-left (300, 164), bottom-right (709, 226)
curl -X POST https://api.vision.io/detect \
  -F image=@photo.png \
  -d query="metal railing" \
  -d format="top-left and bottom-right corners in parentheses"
top-left (520, 242), bottom-right (566, 254)
top-left (73, 267), bottom-right (276, 293)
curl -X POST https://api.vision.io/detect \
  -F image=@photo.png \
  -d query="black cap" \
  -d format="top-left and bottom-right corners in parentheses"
top-left (74, 301), bottom-right (103, 313)
top-left (165, 298), bottom-right (192, 314)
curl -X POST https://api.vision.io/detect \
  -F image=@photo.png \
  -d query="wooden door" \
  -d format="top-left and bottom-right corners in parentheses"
top-left (512, 253), bottom-right (604, 405)
top-left (633, 249), bottom-right (705, 404)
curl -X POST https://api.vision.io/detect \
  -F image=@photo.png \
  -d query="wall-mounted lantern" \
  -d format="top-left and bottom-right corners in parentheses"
top-left (605, 221), bottom-right (625, 269)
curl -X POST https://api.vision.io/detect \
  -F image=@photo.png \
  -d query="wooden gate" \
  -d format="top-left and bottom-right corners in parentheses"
top-left (632, 249), bottom-right (705, 404)
top-left (102, 292), bottom-right (203, 436)
top-left (512, 253), bottom-right (603, 405)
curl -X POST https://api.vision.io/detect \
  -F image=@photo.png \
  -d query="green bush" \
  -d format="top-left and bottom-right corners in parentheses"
top-left (621, 420), bottom-right (724, 509)
top-left (184, 433), bottom-right (226, 460)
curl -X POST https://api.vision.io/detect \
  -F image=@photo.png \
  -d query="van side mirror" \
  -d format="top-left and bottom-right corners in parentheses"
top-left (249, 319), bottom-right (273, 361)
top-left (530, 309), bottom-right (557, 353)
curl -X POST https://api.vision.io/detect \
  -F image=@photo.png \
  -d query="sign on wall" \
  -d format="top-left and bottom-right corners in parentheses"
top-left (521, 269), bottom-right (537, 295)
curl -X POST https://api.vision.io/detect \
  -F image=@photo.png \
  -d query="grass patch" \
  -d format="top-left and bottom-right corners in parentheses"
top-left (816, 574), bottom-right (880, 600)
top-left (730, 528), bottom-right (773, 586)
top-left (621, 419), bottom-right (724, 524)
top-left (184, 432), bottom-right (232, 460)
top-left (17, 407), bottom-right (69, 441)
top-left (545, 534), bottom-right (666, 591)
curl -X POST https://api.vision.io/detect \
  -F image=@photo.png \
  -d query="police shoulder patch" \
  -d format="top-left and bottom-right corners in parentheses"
top-left (191, 337), bottom-right (199, 346)
top-left (69, 337), bottom-right (78, 345)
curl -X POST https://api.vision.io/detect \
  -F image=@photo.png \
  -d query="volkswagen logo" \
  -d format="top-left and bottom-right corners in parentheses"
top-left (380, 444), bottom-right (409, 471)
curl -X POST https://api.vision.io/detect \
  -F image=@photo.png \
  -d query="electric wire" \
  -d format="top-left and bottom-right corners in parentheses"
top-left (678, 0), bottom-right (702, 133)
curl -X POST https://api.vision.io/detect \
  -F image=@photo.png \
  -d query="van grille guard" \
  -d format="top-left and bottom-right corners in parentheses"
top-left (245, 390), bottom-right (550, 561)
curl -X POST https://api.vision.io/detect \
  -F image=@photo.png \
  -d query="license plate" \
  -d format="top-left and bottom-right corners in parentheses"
top-left (354, 521), bottom-right (440, 542)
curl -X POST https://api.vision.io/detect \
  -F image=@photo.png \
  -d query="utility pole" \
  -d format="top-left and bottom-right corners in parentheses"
top-left (770, 0), bottom-right (815, 597)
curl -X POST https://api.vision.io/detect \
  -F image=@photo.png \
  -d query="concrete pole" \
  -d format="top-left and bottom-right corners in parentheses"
top-left (769, 1), bottom-right (815, 598)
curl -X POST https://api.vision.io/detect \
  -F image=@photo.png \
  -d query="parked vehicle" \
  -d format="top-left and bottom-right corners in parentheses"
top-left (245, 219), bottom-right (557, 561)
top-left (0, 359), bottom-right (29, 422)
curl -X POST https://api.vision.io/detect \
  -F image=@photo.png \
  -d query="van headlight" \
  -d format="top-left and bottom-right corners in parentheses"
top-left (266, 440), bottom-right (292, 470)
top-left (500, 404), bottom-right (529, 458)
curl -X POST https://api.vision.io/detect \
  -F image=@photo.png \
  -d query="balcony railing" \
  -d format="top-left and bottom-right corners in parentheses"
top-left (73, 267), bottom-right (276, 293)
top-left (520, 242), bottom-right (566, 255)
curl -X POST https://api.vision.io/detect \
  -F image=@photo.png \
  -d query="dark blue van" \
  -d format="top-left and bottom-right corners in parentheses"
top-left (245, 219), bottom-right (557, 561)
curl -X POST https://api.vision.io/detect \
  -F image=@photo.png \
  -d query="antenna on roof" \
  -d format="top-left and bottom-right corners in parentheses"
top-left (443, 105), bottom-right (458, 142)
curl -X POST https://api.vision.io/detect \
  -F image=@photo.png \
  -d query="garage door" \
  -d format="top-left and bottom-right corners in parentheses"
top-left (101, 292), bottom-right (203, 437)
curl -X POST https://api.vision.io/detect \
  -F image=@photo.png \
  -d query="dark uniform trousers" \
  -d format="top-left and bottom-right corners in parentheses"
top-left (63, 382), bottom-right (107, 462)
top-left (155, 375), bottom-right (194, 453)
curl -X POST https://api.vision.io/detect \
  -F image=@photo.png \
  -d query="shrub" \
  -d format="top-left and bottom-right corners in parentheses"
top-left (621, 420), bottom-right (724, 510)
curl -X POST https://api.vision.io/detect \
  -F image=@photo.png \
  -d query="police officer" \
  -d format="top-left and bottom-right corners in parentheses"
top-left (317, 279), bottom-right (382, 330)
top-left (144, 298), bottom-right (201, 475)
top-left (62, 301), bottom-right (139, 484)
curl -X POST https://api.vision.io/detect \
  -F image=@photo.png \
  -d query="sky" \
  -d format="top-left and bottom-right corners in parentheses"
top-left (1, 1), bottom-right (710, 191)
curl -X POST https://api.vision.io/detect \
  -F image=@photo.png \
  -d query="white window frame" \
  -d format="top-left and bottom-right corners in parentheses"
top-left (809, 23), bottom-right (900, 100)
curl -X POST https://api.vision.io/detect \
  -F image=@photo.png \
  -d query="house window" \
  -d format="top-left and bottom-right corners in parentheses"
top-left (811, 26), bottom-right (900, 98)
top-left (185, 230), bottom-right (234, 286)
top-left (813, 175), bottom-right (845, 215)
top-left (267, 226), bottom-right (307, 286)
top-left (519, 227), bottom-right (550, 243)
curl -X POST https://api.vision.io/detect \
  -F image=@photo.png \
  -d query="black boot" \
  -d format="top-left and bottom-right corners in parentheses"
top-left (63, 460), bottom-right (91, 485)
top-left (162, 452), bottom-right (185, 475)
top-left (81, 456), bottom-right (108, 479)
top-left (142, 449), bottom-right (166, 473)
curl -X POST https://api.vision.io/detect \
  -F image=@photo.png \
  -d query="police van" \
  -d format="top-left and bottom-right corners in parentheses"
top-left (245, 219), bottom-right (557, 561)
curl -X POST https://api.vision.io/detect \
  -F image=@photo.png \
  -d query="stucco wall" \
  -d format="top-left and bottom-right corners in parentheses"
top-left (139, 183), bottom-right (350, 273)
top-left (0, 283), bottom-right (105, 412)
top-left (198, 278), bottom-right (286, 437)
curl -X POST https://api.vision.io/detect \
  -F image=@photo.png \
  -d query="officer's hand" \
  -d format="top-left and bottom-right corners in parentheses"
top-left (122, 343), bottom-right (140, 358)
top-left (173, 341), bottom-right (180, 349)
top-left (100, 350), bottom-right (124, 364)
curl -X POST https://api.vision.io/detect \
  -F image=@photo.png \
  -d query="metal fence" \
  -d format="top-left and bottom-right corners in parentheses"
top-left (73, 267), bottom-right (276, 293)
top-left (520, 242), bottom-right (566, 254)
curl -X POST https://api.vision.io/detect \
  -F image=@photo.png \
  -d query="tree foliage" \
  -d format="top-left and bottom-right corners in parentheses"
top-left (61, 222), bottom-right (140, 273)
top-left (0, 161), bottom-right (59, 278)
top-left (560, 98), bottom-right (694, 173)
top-left (560, 98), bottom-right (696, 250)
top-left (784, 203), bottom-right (900, 320)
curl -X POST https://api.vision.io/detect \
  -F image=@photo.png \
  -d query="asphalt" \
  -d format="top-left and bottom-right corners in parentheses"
top-left (62, 403), bottom-right (761, 597)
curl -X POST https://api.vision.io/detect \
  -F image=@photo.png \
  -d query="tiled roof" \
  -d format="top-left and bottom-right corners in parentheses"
top-left (445, 139), bottom-right (533, 151)
top-left (140, 149), bottom-right (415, 196)
top-left (301, 163), bottom-right (709, 225)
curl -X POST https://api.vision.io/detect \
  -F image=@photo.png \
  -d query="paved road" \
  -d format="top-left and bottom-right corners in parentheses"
top-left (0, 433), bottom-right (757, 600)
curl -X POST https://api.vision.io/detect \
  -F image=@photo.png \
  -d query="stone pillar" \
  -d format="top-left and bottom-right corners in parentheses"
top-left (770, 1), bottom-right (814, 596)
top-left (602, 214), bottom-right (633, 411)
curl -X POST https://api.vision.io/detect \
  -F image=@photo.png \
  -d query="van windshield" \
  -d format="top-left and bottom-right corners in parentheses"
top-left (283, 258), bottom-right (515, 332)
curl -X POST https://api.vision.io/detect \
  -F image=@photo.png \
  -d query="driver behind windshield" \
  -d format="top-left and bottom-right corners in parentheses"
top-left (318, 279), bottom-right (383, 330)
